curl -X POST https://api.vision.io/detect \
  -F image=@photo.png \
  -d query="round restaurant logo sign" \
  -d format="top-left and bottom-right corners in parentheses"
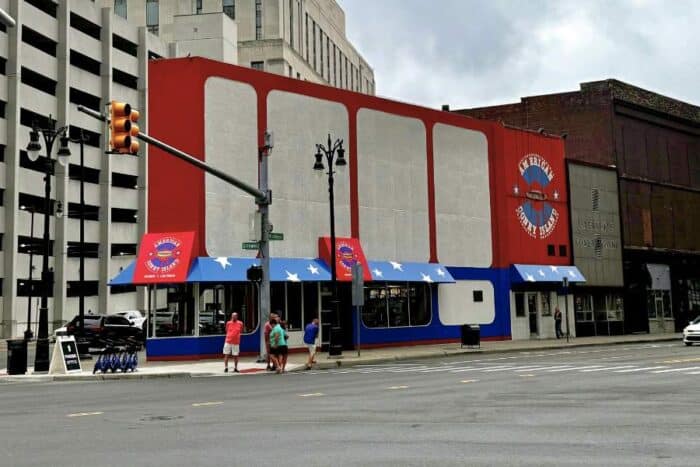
top-left (514, 153), bottom-right (559, 239)
top-left (145, 237), bottom-right (183, 274)
top-left (337, 243), bottom-right (358, 271)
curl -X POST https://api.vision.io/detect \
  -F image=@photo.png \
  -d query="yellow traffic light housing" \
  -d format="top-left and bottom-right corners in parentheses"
top-left (109, 101), bottom-right (140, 154)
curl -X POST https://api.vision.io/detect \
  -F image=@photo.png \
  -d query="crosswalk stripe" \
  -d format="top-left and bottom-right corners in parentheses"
top-left (579, 365), bottom-right (637, 372)
top-left (652, 366), bottom-right (700, 374)
top-left (614, 366), bottom-right (666, 373)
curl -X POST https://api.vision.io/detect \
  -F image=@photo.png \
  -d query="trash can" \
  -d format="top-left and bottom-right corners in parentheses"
top-left (329, 326), bottom-right (343, 357)
top-left (460, 324), bottom-right (480, 348)
top-left (6, 339), bottom-right (28, 375)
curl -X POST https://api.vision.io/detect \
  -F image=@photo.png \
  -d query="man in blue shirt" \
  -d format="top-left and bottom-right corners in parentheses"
top-left (303, 318), bottom-right (320, 370)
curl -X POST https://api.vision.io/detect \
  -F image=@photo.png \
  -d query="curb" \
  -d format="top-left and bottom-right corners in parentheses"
top-left (302, 336), bottom-right (682, 372)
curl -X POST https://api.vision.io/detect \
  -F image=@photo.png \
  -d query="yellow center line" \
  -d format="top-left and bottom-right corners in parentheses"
top-left (460, 379), bottom-right (480, 384)
top-left (298, 392), bottom-right (324, 397)
top-left (386, 385), bottom-right (409, 390)
top-left (67, 411), bottom-right (103, 418)
top-left (518, 374), bottom-right (535, 378)
top-left (192, 401), bottom-right (224, 407)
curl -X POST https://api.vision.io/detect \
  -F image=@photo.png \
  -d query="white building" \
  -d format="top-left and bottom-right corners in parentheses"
top-left (0, 0), bottom-right (171, 338)
top-left (101, 0), bottom-right (375, 94)
top-left (0, 0), bottom-right (374, 338)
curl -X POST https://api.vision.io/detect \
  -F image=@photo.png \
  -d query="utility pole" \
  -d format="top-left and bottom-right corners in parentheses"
top-left (258, 131), bottom-right (273, 361)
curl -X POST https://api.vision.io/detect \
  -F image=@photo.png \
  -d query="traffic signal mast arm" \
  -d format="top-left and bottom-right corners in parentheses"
top-left (78, 105), bottom-right (268, 205)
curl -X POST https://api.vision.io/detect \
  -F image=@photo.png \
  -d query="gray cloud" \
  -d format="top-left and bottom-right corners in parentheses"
top-left (336, 0), bottom-right (700, 109)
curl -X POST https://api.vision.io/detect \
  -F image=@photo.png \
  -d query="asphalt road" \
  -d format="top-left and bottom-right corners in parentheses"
top-left (1, 342), bottom-right (698, 467)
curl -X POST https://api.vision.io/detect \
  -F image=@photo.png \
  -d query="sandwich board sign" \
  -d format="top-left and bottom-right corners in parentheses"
top-left (49, 335), bottom-right (83, 374)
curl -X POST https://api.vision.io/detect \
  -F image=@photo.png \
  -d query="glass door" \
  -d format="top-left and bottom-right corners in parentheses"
top-left (527, 293), bottom-right (538, 336)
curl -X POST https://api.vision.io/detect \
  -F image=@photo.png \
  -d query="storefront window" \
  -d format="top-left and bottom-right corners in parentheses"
top-left (362, 283), bottom-right (432, 328)
top-left (662, 290), bottom-right (673, 318)
top-left (199, 285), bottom-right (225, 335)
top-left (575, 294), bottom-right (593, 322)
top-left (607, 294), bottom-right (624, 321)
top-left (541, 293), bottom-right (551, 316)
top-left (286, 282), bottom-right (303, 330)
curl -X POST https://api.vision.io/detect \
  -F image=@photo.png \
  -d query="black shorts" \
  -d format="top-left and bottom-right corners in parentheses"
top-left (271, 346), bottom-right (288, 356)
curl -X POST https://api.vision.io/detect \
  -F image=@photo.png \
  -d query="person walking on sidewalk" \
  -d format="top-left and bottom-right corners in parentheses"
top-left (303, 318), bottom-right (319, 370)
top-left (223, 312), bottom-right (243, 373)
top-left (554, 306), bottom-right (563, 339)
top-left (264, 312), bottom-right (279, 371)
top-left (269, 319), bottom-right (288, 374)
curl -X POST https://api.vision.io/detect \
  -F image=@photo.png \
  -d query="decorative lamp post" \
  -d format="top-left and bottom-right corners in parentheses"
top-left (26, 116), bottom-right (70, 372)
top-left (20, 206), bottom-right (36, 341)
top-left (314, 134), bottom-right (346, 353)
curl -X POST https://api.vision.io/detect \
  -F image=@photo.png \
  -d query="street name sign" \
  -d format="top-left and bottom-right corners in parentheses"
top-left (241, 241), bottom-right (260, 250)
top-left (269, 232), bottom-right (284, 241)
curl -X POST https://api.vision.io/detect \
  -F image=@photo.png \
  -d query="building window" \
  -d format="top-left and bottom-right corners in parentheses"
top-left (319, 30), bottom-right (324, 78)
top-left (114, 0), bottom-right (127, 19)
top-left (333, 44), bottom-right (337, 85)
top-left (223, 0), bottom-right (234, 20)
top-left (473, 290), bottom-right (483, 303)
top-left (255, 0), bottom-right (263, 40)
top-left (591, 188), bottom-right (600, 211)
top-left (289, 0), bottom-right (293, 48)
top-left (196, 0), bottom-right (203, 14)
top-left (326, 37), bottom-right (330, 81)
top-left (251, 61), bottom-right (264, 71)
top-left (575, 294), bottom-right (593, 322)
top-left (305, 13), bottom-right (309, 61)
top-left (559, 245), bottom-right (567, 257)
top-left (361, 283), bottom-right (431, 328)
top-left (547, 244), bottom-right (555, 256)
top-left (146, 0), bottom-right (159, 35)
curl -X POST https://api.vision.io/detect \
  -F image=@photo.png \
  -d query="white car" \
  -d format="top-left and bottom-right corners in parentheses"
top-left (110, 310), bottom-right (147, 330)
top-left (682, 316), bottom-right (700, 346)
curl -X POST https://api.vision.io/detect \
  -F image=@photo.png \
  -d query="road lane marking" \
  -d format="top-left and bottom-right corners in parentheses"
top-left (518, 374), bottom-right (535, 377)
top-left (658, 357), bottom-right (700, 364)
top-left (579, 365), bottom-right (636, 372)
top-left (67, 412), bottom-right (103, 418)
top-left (460, 379), bottom-right (479, 384)
top-left (298, 392), bottom-right (324, 397)
top-left (652, 366), bottom-right (700, 374)
top-left (613, 366), bottom-right (665, 373)
top-left (386, 385), bottom-right (409, 390)
top-left (192, 401), bottom-right (224, 407)
top-left (548, 365), bottom-right (603, 372)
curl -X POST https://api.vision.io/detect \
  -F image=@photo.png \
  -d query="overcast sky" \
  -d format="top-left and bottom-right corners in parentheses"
top-left (335, 0), bottom-right (699, 110)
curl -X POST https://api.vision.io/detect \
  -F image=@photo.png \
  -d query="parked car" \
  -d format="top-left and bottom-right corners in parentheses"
top-left (682, 316), bottom-right (700, 346)
top-left (53, 314), bottom-right (144, 347)
top-left (110, 310), bottom-right (147, 333)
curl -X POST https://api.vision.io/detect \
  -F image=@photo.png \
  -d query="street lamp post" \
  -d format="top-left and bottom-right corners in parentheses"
top-left (314, 134), bottom-right (346, 352)
top-left (21, 206), bottom-right (36, 341)
top-left (26, 116), bottom-right (71, 372)
top-left (69, 130), bottom-right (89, 337)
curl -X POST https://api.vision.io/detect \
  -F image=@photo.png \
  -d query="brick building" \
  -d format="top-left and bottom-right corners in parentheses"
top-left (457, 79), bottom-right (700, 335)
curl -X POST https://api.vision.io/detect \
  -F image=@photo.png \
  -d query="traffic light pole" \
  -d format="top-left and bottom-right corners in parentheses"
top-left (77, 105), bottom-right (273, 359)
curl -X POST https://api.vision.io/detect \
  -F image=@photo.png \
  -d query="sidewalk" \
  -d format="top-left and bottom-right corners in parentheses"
top-left (0, 333), bottom-right (682, 383)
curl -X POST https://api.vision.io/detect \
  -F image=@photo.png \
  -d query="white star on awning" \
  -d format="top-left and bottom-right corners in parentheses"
top-left (526, 273), bottom-right (536, 282)
top-left (285, 270), bottom-right (300, 282)
top-left (549, 265), bottom-right (559, 273)
top-left (389, 261), bottom-right (403, 271)
top-left (373, 268), bottom-right (383, 278)
top-left (568, 270), bottom-right (576, 278)
top-left (214, 257), bottom-right (231, 269)
top-left (436, 268), bottom-right (446, 277)
top-left (307, 264), bottom-right (319, 275)
top-left (538, 269), bottom-right (545, 277)
top-left (421, 273), bottom-right (434, 283)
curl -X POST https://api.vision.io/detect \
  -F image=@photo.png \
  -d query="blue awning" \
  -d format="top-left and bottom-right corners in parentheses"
top-left (109, 262), bottom-right (136, 285)
top-left (367, 260), bottom-right (455, 283)
top-left (511, 264), bottom-right (586, 283)
top-left (109, 257), bottom-right (332, 285)
top-left (189, 257), bottom-right (332, 282)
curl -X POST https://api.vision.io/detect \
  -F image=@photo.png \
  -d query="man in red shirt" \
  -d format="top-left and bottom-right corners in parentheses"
top-left (223, 312), bottom-right (244, 373)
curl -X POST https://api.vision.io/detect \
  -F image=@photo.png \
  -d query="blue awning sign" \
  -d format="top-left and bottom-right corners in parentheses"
top-left (511, 264), bottom-right (586, 284)
top-left (367, 260), bottom-right (455, 283)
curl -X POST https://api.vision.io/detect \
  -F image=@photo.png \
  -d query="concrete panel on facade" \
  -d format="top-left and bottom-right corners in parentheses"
top-left (266, 90), bottom-right (350, 258)
top-left (433, 123), bottom-right (491, 267)
top-left (438, 281), bottom-right (495, 325)
top-left (357, 109), bottom-right (429, 262)
top-left (569, 164), bottom-right (624, 287)
top-left (204, 77), bottom-right (259, 258)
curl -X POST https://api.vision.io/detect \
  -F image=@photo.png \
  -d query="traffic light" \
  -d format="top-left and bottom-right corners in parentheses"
top-left (109, 100), bottom-right (140, 154)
